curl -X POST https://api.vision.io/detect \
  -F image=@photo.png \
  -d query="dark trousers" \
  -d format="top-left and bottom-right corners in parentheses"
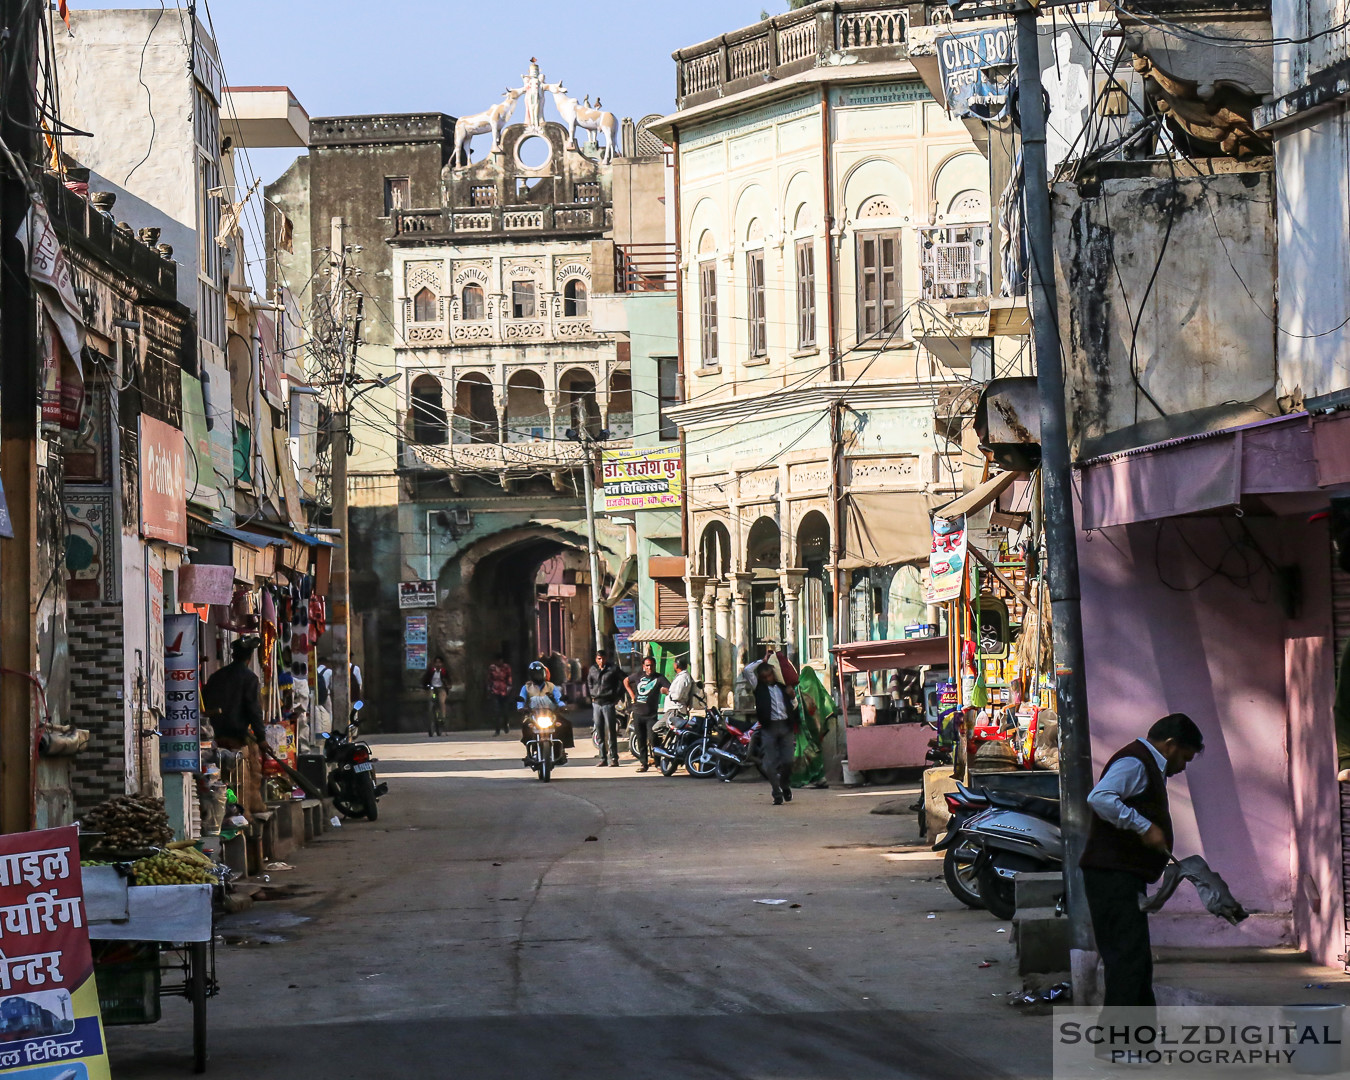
top-left (1083, 867), bottom-right (1155, 1006)
top-left (593, 702), bottom-right (619, 762)
top-left (491, 694), bottom-right (514, 734)
top-left (759, 723), bottom-right (795, 797)
top-left (632, 712), bottom-right (656, 763)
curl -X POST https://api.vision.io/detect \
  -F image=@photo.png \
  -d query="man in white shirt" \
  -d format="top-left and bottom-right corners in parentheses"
top-left (1080, 713), bottom-right (1204, 1006)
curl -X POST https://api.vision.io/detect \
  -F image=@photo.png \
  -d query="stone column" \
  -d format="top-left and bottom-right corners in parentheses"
top-left (780, 568), bottom-right (807, 667)
top-left (701, 584), bottom-right (719, 704)
top-left (731, 572), bottom-right (754, 668)
top-left (687, 575), bottom-right (708, 686)
top-left (714, 587), bottom-right (734, 707)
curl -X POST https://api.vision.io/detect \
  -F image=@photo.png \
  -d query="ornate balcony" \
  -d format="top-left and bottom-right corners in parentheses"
top-left (674, 1), bottom-right (910, 110)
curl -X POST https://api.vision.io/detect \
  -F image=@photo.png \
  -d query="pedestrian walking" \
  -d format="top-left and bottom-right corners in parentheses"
top-left (487, 654), bottom-right (514, 736)
top-left (749, 656), bottom-right (799, 805)
top-left (1080, 712), bottom-right (1204, 1006)
top-left (624, 655), bottom-right (669, 772)
top-left (424, 655), bottom-right (449, 737)
top-left (587, 650), bottom-right (626, 766)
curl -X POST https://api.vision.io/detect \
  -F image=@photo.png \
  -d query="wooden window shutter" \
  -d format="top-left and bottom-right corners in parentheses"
top-left (655, 578), bottom-right (687, 628)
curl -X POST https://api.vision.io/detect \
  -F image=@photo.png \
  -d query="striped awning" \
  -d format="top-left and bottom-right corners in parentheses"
top-left (626, 626), bottom-right (689, 644)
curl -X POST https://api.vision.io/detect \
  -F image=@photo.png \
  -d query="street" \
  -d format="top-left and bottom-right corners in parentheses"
top-left (108, 729), bottom-right (1051, 1079)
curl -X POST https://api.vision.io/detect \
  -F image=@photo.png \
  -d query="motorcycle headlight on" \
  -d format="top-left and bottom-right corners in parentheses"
top-left (533, 714), bottom-right (556, 730)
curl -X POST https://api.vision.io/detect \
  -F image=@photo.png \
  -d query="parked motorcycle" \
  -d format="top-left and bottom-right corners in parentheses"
top-left (960, 791), bottom-right (1063, 920)
top-left (522, 704), bottom-right (566, 782)
top-left (651, 710), bottom-right (701, 777)
top-left (681, 706), bottom-right (731, 778)
top-left (706, 713), bottom-right (760, 782)
top-left (323, 702), bottom-right (387, 820)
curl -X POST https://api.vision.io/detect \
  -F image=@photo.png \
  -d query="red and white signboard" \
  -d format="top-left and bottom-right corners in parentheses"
top-left (139, 414), bottom-right (187, 546)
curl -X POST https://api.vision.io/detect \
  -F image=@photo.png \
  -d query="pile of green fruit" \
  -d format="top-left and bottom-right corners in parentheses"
top-left (130, 848), bottom-right (216, 886)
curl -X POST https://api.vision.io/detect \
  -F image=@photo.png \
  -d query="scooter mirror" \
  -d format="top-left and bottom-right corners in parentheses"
top-left (353, 700), bottom-right (365, 712)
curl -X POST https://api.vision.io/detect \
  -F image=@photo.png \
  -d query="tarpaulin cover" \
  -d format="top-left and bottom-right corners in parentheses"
top-left (179, 562), bottom-right (235, 605)
top-left (841, 492), bottom-right (935, 569)
top-left (832, 636), bottom-right (950, 673)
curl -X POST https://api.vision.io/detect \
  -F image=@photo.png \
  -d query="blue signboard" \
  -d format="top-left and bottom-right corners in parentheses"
top-left (936, 26), bottom-right (1016, 121)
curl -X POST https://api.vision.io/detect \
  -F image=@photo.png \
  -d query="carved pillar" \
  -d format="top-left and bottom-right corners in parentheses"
top-left (714, 588), bottom-right (734, 708)
top-left (701, 584), bottom-right (719, 704)
top-left (545, 389), bottom-right (560, 442)
top-left (731, 571), bottom-right (754, 669)
top-left (779, 568), bottom-right (807, 667)
top-left (687, 575), bottom-right (708, 686)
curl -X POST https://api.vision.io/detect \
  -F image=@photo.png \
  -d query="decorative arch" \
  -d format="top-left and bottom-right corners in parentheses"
top-left (563, 278), bottom-right (589, 317)
top-left (410, 373), bottom-right (447, 445)
top-left (454, 372), bottom-right (497, 444)
top-left (460, 283), bottom-right (486, 321)
top-left (841, 158), bottom-right (912, 222)
top-left (781, 170), bottom-right (815, 232)
top-left (699, 520), bottom-right (732, 579)
top-left (697, 230), bottom-right (717, 256)
top-left (733, 183), bottom-right (770, 248)
top-left (688, 197), bottom-right (723, 255)
top-left (746, 516), bottom-right (782, 571)
top-left (796, 510), bottom-right (830, 567)
top-left (932, 151), bottom-right (989, 222)
top-left (607, 369), bottom-right (633, 439)
top-left (559, 367), bottom-right (600, 436)
top-left (505, 370), bottom-right (548, 443)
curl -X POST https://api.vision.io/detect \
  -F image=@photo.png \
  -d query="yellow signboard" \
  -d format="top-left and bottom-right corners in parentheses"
top-left (601, 447), bottom-right (682, 511)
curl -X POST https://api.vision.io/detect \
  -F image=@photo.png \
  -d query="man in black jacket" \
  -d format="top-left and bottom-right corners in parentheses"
top-left (203, 638), bottom-right (266, 817)
top-left (1080, 712), bottom-right (1203, 1006)
top-left (751, 658), bottom-right (798, 806)
top-left (587, 650), bottom-right (626, 767)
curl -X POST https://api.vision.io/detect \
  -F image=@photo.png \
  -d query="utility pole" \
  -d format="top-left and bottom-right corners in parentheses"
top-left (579, 432), bottom-right (606, 656)
top-left (0, 0), bottom-right (41, 833)
top-left (1011, 5), bottom-right (1096, 996)
top-left (327, 217), bottom-right (351, 730)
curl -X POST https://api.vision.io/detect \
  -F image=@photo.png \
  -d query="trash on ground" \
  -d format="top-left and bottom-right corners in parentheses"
top-left (265, 861), bottom-right (294, 871)
top-left (979, 960), bottom-right (999, 968)
top-left (584, 835), bottom-right (599, 842)
top-left (330, 816), bottom-right (342, 828)
top-left (754, 899), bottom-right (789, 905)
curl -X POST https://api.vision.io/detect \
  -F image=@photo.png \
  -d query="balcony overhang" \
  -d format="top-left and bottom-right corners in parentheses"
top-left (222, 86), bottom-right (310, 148)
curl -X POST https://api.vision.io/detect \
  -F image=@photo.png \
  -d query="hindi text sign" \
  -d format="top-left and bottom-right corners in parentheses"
top-left (601, 447), bottom-right (682, 511)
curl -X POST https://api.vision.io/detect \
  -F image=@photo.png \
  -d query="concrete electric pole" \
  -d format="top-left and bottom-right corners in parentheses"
top-left (327, 217), bottom-right (352, 730)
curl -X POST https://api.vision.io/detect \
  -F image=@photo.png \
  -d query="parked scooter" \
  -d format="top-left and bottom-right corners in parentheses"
top-left (931, 781), bottom-right (992, 910)
top-left (522, 703), bottom-right (566, 782)
top-left (323, 702), bottom-right (387, 821)
top-left (960, 791), bottom-right (1063, 920)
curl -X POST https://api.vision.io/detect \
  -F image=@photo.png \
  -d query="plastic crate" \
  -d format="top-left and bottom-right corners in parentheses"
top-left (94, 943), bottom-right (161, 1025)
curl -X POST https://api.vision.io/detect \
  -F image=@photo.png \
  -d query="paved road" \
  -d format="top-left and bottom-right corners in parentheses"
top-left (108, 730), bottom-right (1052, 1079)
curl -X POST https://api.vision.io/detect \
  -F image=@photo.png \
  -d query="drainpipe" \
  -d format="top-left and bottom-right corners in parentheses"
top-left (820, 86), bottom-right (840, 384)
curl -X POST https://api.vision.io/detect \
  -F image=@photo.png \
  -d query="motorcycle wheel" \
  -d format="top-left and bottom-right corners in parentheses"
top-left (977, 853), bottom-right (1041, 921)
top-left (685, 743), bottom-right (717, 779)
top-left (657, 751), bottom-right (680, 777)
top-left (539, 754), bottom-right (552, 783)
top-left (715, 756), bottom-right (743, 782)
top-left (943, 846), bottom-right (984, 910)
top-left (359, 772), bottom-right (379, 822)
top-left (628, 728), bottom-right (641, 761)
top-left (333, 779), bottom-right (371, 820)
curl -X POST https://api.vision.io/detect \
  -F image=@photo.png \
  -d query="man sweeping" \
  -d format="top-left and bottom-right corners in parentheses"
top-left (1079, 712), bottom-right (1204, 1006)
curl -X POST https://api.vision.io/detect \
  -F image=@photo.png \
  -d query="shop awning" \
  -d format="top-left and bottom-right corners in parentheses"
top-left (831, 636), bottom-right (949, 673)
top-left (627, 626), bottom-right (689, 643)
top-left (290, 530), bottom-right (335, 547)
top-left (602, 554), bottom-right (637, 605)
top-left (209, 524), bottom-right (289, 549)
top-left (934, 470), bottom-right (1022, 520)
top-left (841, 493), bottom-right (935, 569)
top-left (1078, 414), bottom-right (1316, 530)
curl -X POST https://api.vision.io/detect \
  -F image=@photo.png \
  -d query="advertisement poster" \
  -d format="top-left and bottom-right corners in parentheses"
top-left (406, 644), bottom-right (428, 670)
top-left (936, 26), bottom-right (1016, 120)
top-left (612, 599), bottom-right (636, 631)
top-left (601, 447), bottom-right (682, 511)
top-left (405, 614), bottom-right (428, 671)
top-left (398, 581), bottom-right (437, 609)
top-left (926, 514), bottom-right (968, 604)
top-left (0, 825), bottom-right (112, 1079)
top-left (161, 613), bottom-right (201, 773)
top-left (138, 414), bottom-right (187, 547)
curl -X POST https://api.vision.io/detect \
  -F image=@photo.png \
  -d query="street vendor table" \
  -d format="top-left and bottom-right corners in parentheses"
top-left (84, 867), bottom-right (216, 1073)
top-left (832, 636), bottom-right (951, 781)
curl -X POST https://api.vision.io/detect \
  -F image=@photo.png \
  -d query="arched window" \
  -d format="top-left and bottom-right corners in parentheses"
top-left (699, 521), bottom-right (732, 580)
top-left (560, 368), bottom-right (600, 438)
top-left (412, 287), bottom-right (438, 323)
top-left (454, 373), bottom-right (498, 443)
top-left (747, 517), bottom-right (782, 570)
top-left (461, 284), bottom-right (485, 321)
top-left (505, 370), bottom-right (548, 443)
top-left (410, 374), bottom-right (447, 445)
top-left (563, 279), bottom-right (588, 318)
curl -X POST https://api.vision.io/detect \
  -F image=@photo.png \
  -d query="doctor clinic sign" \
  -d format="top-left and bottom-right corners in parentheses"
top-left (138, 414), bottom-right (187, 547)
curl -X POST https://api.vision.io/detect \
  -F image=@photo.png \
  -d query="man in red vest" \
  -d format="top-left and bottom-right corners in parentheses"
top-left (1080, 713), bottom-right (1204, 1006)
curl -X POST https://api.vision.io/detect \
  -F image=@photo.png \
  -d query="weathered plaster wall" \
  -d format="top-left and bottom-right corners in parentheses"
top-left (1053, 163), bottom-right (1277, 455)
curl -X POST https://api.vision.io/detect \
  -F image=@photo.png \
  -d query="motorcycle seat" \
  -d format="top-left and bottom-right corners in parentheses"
top-left (987, 791), bottom-right (1061, 822)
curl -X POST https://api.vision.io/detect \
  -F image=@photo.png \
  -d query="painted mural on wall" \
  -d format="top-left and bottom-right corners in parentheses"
top-left (63, 492), bottom-right (115, 603)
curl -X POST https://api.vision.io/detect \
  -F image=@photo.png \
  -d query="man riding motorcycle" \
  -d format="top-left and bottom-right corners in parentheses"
top-left (518, 661), bottom-right (574, 761)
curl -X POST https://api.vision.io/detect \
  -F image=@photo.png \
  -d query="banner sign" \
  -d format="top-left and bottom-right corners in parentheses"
top-left (601, 447), bottom-right (682, 511)
top-left (138, 414), bottom-right (187, 546)
top-left (398, 581), bottom-right (437, 609)
top-left (405, 614), bottom-right (428, 670)
top-left (0, 825), bottom-right (111, 1079)
top-left (926, 513), bottom-right (968, 604)
top-left (161, 613), bottom-right (201, 773)
top-left (936, 26), bottom-right (1016, 120)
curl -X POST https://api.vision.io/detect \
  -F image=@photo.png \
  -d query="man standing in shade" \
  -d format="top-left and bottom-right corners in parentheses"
top-left (1080, 712), bottom-right (1204, 1005)
top-left (587, 650), bottom-right (626, 767)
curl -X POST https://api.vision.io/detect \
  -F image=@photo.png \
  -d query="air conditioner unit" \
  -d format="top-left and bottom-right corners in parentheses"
top-left (932, 241), bottom-right (978, 285)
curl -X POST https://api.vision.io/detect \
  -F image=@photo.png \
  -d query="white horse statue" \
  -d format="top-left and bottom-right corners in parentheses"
top-left (543, 82), bottom-right (620, 163)
top-left (452, 88), bottom-right (524, 167)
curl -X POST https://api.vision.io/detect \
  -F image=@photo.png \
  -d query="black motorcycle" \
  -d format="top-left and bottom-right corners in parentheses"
top-left (323, 702), bottom-right (387, 820)
top-left (522, 705), bottom-right (566, 782)
top-left (681, 705), bottom-right (730, 779)
top-left (650, 709), bottom-right (701, 777)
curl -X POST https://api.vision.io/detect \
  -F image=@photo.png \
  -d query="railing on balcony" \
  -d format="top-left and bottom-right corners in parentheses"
top-left (675, 1), bottom-right (909, 109)
top-left (616, 243), bottom-right (678, 293)
top-left (393, 203), bottom-right (608, 239)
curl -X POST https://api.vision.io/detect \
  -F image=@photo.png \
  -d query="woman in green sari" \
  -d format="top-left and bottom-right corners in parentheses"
top-left (791, 665), bottom-right (839, 789)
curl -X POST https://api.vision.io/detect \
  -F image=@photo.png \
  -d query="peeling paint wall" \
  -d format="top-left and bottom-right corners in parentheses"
top-left (1052, 163), bottom-right (1277, 455)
